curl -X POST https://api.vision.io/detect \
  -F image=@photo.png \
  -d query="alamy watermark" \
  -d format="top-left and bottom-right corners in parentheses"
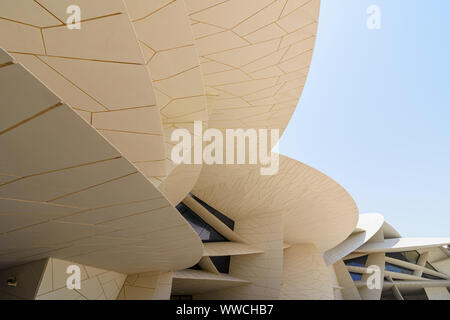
top-left (66, 5), bottom-right (81, 30)
top-left (366, 5), bottom-right (381, 30)
top-left (66, 265), bottom-right (81, 290)
top-left (171, 121), bottom-right (280, 175)
top-left (366, 265), bottom-right (382, 290)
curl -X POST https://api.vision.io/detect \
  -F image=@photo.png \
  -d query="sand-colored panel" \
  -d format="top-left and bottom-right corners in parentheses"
top-left (118, 271), bottom-right (173, 300)
top-left (0, 63), bottom-right (60, 132)
top-left (0, 57), bottom-right (203, 274)
top-left (43, 13), bottom-right (144, 63)
top-left (203, 242), bottom-right (264, 257)
top-left (37, 0), bottom-right (126, 21)
top-left (196, 213), bottom-right (284, 300)
top-left (356, 238), bottom-right (450, 253)
top-left (323, 213), bottom-right (385, 265)
top-left (173, 270), bottom-right (250, 296)
top-left (193, 155), bottom-right (358, 251)
top-left (0, 19), bottom-right (44, 54)
top-left (39, 56), bottom-right (156, 109)
top-left (281, 244), bottom-right (334, 300)
top-left (35, 258), bottom-right (126, 300)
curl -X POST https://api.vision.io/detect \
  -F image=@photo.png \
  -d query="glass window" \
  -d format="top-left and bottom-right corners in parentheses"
top-left (190, 194), bottom-right (235, 230)
top-left (386, 251), bottom-right (419, 264)
top-left (422, 273), bottom-right (444, 280)
top-left (210, 256), bottom-right (231, 274)
top-left (385, 262), bottom-right (414, 275)
top-left (381, 288), bottom-right (396, 300)
top-left (349, 272), bottom-right (362, 281)
top-left (425, 262), bottom-right (437, 271)
top-left (176, 202), bottom-right (228, 242)
top-left (403, 251), bottom-right (420, 264)
top-left (344, 255), bottom-right (368, 267)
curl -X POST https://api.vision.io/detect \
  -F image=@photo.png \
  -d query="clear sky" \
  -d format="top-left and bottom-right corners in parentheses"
top-left (279, 0), bottom-right (450, 237)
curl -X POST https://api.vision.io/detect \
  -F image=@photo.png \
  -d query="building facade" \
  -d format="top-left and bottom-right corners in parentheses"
top-left (0, 0), bottom-right (448, 300)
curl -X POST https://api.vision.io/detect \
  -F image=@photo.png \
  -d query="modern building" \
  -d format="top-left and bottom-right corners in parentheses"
top-left (0, 0), bottom-right (448, 300)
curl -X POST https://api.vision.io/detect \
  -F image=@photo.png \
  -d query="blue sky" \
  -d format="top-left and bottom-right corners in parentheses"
top-left (279, 0), bottom-right (450, 237)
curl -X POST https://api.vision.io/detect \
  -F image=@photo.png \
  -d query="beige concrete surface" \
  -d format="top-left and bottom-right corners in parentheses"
top-left (0, 1), bottom-right (167, 180)
top-left (193, 156), bottom-right (358, 252)
top-left (280, 244), bottom-right (334, 300)
top-left (118, 271), bottom-right (173, 300)
top-left (424, 287), bottom-right (450, 300)
top-left (1, 1), bottom-right (448, 301)
top-left (0, 50), bottom-right (203, 274)
top-left (36, 258), bottom-right (126, 300)
top-left (324, 213), bottom-right (384, 265)
top-left (172, 270), bottom-right (250, 296)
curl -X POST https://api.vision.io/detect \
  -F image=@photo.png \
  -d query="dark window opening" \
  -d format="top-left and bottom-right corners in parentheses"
top-left (190, 194), bottom-right (235, 230)
top-left (385, 262), bottom-right (414, 275)
top-left (188, 264), bottom-right (201, 270)
top-left (344, 255), bottom-right (368, 268)
top-left (422, 273), bottom-right (445, 280)
top-left (386, 251), bottom-right (419, 264)
top-left (176, 202), bottom-right (228, 242)
top-left (349, 272), bottom-right (362, 281)
top-left (210, 256), bottom-right (231, 274)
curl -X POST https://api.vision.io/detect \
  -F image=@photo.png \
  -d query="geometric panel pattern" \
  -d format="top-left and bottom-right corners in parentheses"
top-left (0, 49), bottom-right (203, 274)
top-left (117, 271), bottom-right (173, 300)
top-left (172, 269), bottom-right (251, 296)
top-left (123, 0), bottom-right (208, 204)
top-left (0, 0), bottom-right (167, 179)
top-left (36, 258), bottom-right (126, 300)
top-left (0, 257), bottom-right (126, 300)
top-left (186, 0), bottom-right (320, 132)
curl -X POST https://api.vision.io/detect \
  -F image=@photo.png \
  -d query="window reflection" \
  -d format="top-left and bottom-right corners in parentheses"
top-left (385, 262), bottom-right (414, 275)
top-left (349, 272), bottom-right (362, 281)
top-left (386, 251), bottom-right (419, 264)
top-left (344, 255), bottom-right (368, 267)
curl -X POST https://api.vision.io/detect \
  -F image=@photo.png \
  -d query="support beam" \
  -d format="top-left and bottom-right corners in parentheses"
top-left (385, 256), bottom-right (449, 279)
top-left (333, 260), bottom-right (361, 300)
top-left (172, 270), bottom-right (250, 296)
top-left (392, 286), bottom-right (405, 300)
top-left (203, 242), bottom-right (264, 257)
top-left (198, 257), bottom-right (219, 275)
top-left (414, 251), bottom-right (429, 277)
top-left (359, 253), bottom-right (385, 300)
top-left (183, 196), bottom-right (246, 243)
top-left (386, 276), bottom-right (404, 300)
